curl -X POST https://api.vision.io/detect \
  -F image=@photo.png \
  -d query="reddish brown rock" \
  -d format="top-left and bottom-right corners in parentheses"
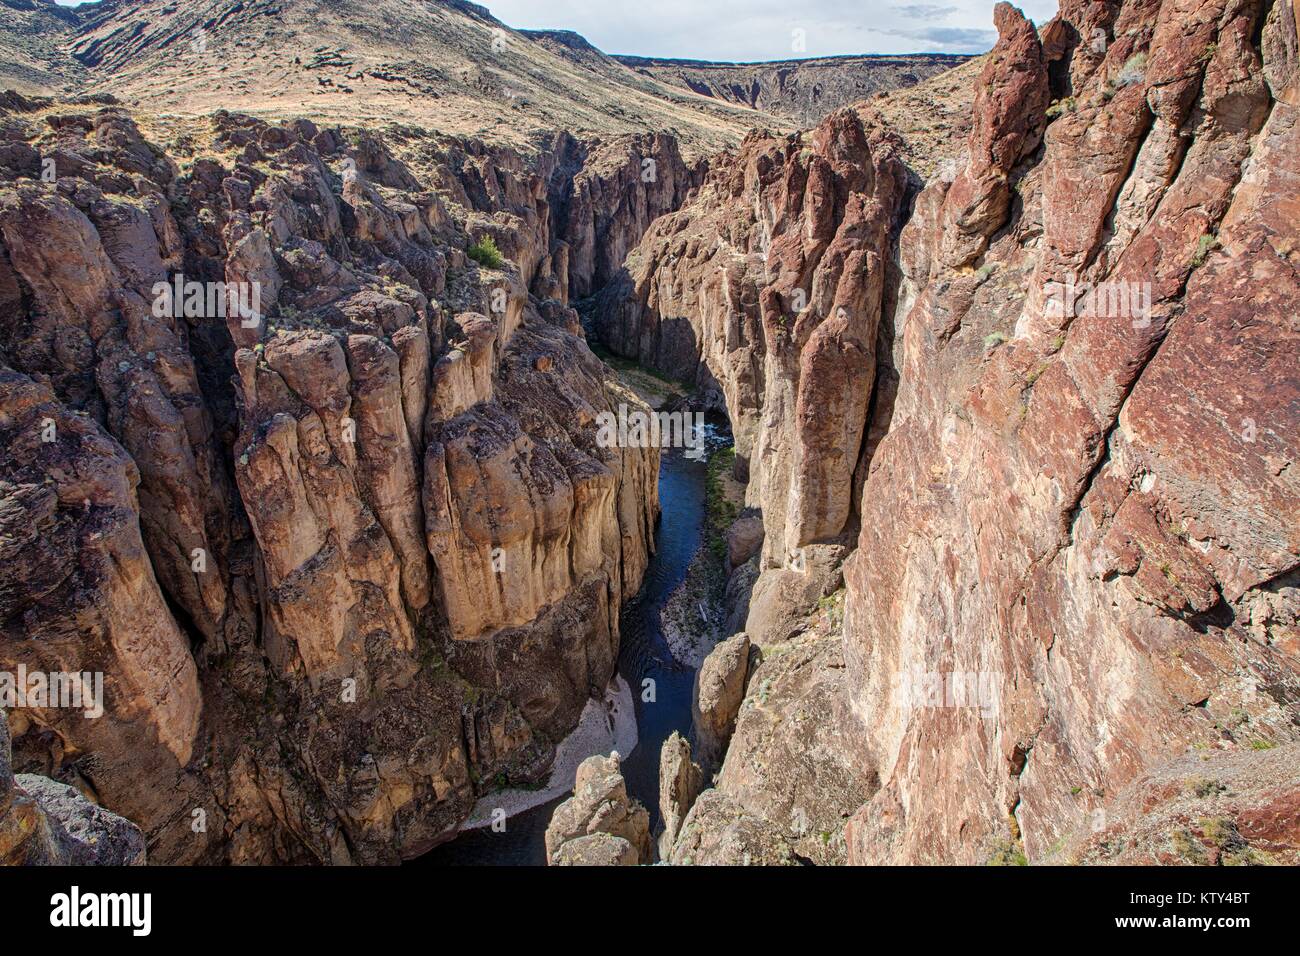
top-left (0, 104), bottom-right (664, 864)
top-left (840, 0), bottom-right (1299, 864)
top-left (593, 107), bottom-right (907, 620)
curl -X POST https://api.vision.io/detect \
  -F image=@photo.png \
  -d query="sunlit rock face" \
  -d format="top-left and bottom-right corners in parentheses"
top-left (842, 0), bottom-right (1300, 864)
top-left (629, 0), bottom-right (1300, 867)
top-left (593, 106), bottom-right (908, 574)
top-left (0, 99), bottom-right (667, 863)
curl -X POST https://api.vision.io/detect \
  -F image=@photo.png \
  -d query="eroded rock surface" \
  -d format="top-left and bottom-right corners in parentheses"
top-left (840, 0), bottom-right (1299, 865)
top-left (545, 751), bottom-right (652, 865)
top-left (0, 96), bottom-right (670, 863)
top-left (1, 709), bottom-right (146, 865)
top-left (691, 632), bottom-right (751, 773)
top-left (593, 105), bottom-right (908, 615)
top-left (1065, 743), bottom-right (1300, 866)
top-left (609, 0), bottom-right (1300, 866)
top-left (657, 731), bottom-right (702, 858)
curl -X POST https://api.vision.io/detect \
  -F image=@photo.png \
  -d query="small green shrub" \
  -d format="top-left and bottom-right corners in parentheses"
top-left (984, 331), bottom-right (1009, 350)
top-left (468, 236), bottom-right (504, 269)
top-left (1190, 233), bottom-right (1220, 268)
top-left (1116, 52), bottom-right (1149, 87)
top-left (1045, 97), bottom-right (1076, 118)
top-left (986, 839), bottom-right (1028, 866)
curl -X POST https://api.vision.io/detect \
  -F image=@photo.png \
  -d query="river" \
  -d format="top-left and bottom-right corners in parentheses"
top-left (422, 425), bottom-right (726, 865)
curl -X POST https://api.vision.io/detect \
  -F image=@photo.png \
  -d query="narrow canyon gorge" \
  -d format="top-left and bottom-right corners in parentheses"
top-left (0, 0), bottom-right (1297, 872)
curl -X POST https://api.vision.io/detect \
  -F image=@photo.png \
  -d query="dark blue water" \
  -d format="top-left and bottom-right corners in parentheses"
top-left (421, 439), bottom-right (716, 866)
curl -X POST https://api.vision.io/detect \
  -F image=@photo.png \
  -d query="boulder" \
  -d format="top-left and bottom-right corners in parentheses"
top-left (725, 513), bottom-right (764, 573)
top-left (16, 775), bottom-right (147, 866)
top-left (552, 833), bottom-right (639, 866)
top-left (545, 752), bottom-right (652, 865)
top-left (667, 789), bottom-right (797, 866)
top-left (0, 710), bottom-right (146, 865)
top-left (743, 544), bottom-right (848, 647)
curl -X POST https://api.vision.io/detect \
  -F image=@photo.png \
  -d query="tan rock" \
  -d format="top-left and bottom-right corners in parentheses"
top-left (0, 707), bottom-right (147, 866)
top-left (692, 632), bottom-right (752, 772)
top-left (552, 832), bottom-right (640, 866)
top-left (668, 789), bottom-right (796, 866)
top-left (725, 514), bottom-right (764, 573)
top-left (658, 731), bottom-right (703, 858)
top-left (545, 752), bottom-right (653, 865)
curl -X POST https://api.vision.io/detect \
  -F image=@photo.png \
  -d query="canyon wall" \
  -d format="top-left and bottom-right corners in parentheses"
top-left (0, 95), bottom-right (675, 863)
top-left (593, 108), bottom-right (907, 577)
top-left (843, 0), bottom-right (1300, 865)
top-left (602, 0), bottom-right (1300, 864)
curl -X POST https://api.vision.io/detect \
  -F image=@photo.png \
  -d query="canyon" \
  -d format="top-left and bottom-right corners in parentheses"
top-left (0, 0), bottom-right (1297, 869)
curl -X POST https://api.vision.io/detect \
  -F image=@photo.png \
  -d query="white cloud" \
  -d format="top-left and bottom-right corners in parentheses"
top-left (481, 0), bottom-right (1062, 60)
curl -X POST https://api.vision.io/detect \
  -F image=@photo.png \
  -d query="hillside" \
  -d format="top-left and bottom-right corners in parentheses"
top-left (0, 0), bottom-right (88, 94)
top-left (0, 1), bottom-right (981, 157)
top-left (55, 0), bottom-right (775, 155)
top-left (854, 54), bottom-right (987, 179)
top-left (614, 51), bottom-right (973, 127)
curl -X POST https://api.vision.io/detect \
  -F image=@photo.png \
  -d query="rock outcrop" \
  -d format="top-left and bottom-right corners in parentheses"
top-left (724, 513), bottom-right (764, 573)
top-left (552, 831), bottom-right (642, 866)
top-left (608, 0), bottom-right (1300, 866)
top-left (545, 751), bottom-right (652, 865)
top-left (0, 95), bottom-right (669, 863)
top-left (1066, 743), bottom-right (1300, 865)
top-left (842, 0), bottom-right (1300, 865)
top-left (661, 598), bottom-right (873, 865)
top-left (1, 709), bottom-right (146, 865)
top-left (549, 133), bottom-right (705, 301)
top-left (594, 106), bottom-right (909, 587)
top-left (666, 789), bottom-right (797, 866)
top-left (657, 731), bottom-right (702, 858)
top-left (691, 632), bottom-right (751, 773)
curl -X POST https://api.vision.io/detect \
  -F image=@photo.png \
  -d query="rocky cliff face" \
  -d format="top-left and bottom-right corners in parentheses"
top-left (615, 53), bottom-right (973, 128)
top-left (4, 0), bottom-right (1296, 870)
top-left (0, 709), bottom-right (146, 865)
top-left (604, 0), bottom-right (1299, 865)
top-left (594, 106), bottom-right (908, 575)
top-left (842, 0), bottom-right (1300, 865)
top-left (547, 132), bottom-right (706, 301)
top-left (0, 91), bottom-right (674, 863)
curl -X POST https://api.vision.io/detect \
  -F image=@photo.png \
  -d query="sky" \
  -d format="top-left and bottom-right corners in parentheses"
top-left (56, 0), bottom-right (1063, 60)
